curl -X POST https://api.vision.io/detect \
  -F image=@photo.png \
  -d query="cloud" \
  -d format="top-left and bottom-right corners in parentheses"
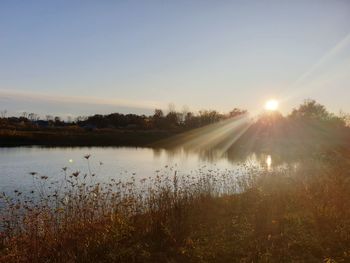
top-left (0, 89), bottom-right (163, 117)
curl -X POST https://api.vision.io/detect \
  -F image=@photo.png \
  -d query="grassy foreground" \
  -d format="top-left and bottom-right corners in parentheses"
top-left (1, 155), bottom-right (350, 262)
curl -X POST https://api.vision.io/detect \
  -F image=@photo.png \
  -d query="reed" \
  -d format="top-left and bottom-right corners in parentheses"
top-left (1, 154), bottom-right (350, 262)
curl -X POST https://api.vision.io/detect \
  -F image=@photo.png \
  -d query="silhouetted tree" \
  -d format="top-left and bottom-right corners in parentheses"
top-left (28, 113), bottom-right (39, 121)
top-left (153, 109), bottom-right (165, 129)
top-left (46, 115), bottom-right (53, 121)
top-left (165, 111), bottom-right (179, 129)
top-left (198, 110), bottom-right (222, 125)
top-left (229, 108), bottom-right (247, 118)
top-left (290, 99), bottom-right (330, 120)
top-left (0, 110), bottom-right (7, 118)
top-left (153, 109), bottom-right (163, 118)
top-left (54, 116), bottom-right (63, 126)
top-left (289, 99), bottom-right (345, 127)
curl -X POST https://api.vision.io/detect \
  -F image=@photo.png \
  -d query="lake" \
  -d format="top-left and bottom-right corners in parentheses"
top-left (0, 146), bottom-right (274, 194)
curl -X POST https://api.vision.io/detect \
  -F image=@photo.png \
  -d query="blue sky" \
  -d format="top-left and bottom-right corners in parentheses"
top-left (1, 1), bottom-right (350, 117)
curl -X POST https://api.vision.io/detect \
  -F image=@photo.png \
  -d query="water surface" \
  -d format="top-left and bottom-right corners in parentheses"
top-left (0, 146), bottom-right (274, 194)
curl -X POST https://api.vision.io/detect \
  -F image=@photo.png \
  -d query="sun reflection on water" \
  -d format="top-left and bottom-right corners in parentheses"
top-left (266, 155), bottom-right (272, 170)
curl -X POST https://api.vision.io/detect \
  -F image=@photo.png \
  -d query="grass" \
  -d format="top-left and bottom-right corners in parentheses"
top-left (1, 154), bottom-right (350, 262)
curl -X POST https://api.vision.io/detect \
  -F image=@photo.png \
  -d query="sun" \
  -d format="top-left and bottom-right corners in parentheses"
top-left (265, 99), bottom-right (279, 111)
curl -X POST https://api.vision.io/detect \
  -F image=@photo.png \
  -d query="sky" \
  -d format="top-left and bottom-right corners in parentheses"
top-left (1, 0), bottom-right (350, 118)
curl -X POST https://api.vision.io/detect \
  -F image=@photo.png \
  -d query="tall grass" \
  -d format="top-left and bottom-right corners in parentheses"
top-left (1, 155), bottom-right (350, 262)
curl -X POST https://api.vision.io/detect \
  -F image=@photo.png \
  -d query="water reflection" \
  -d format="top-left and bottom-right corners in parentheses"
top-left (266, 155), bottom-right (272, 170)
top-left (151, 113), bottom-right (341, 167)
top-left (152, 145), bottom-right (293, 169)
top-left (0, 145), bottom-right (280, 194)
top-left (0, 133), bottom-right (330, 195)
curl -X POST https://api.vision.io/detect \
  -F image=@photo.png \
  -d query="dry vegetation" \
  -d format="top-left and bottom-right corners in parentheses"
top-left (1, 100), bottom-right (350, 262)
top-left (1, 152), bottom-right (350, 263)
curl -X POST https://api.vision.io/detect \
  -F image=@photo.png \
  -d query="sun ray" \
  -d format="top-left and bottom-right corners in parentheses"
top-left (153, 113), bottom-right (253, 160)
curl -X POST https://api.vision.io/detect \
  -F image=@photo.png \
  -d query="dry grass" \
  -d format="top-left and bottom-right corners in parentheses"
top-left (1, 154), bottom-right (350, 262)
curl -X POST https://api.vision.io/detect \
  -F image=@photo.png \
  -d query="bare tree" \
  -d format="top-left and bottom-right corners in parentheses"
top-left (0, 110), bottom-right (7, 118)
top-left (46, 115), bottom-right (53, 121)
top-left (153, 109), bottom-right (164, 119)
top-left (28, 113), bottom-right (39, 121)
top-left (75, 116), bottom-right (87, 122)
top-left (168, 103), bottom-right (176, 113)
top-left (180, 105), bottom-right (190, 123)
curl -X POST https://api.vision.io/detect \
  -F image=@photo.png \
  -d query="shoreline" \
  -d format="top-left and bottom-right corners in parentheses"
top-left (0, 129), bottom-right (178, 147)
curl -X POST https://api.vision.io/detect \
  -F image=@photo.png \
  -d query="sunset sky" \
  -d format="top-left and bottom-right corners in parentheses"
top-left (1, 1), bottom-right (350, 117)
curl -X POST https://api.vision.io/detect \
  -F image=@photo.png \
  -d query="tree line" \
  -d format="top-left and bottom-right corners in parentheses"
top-left (0, 107), bottom-right (248, 131)
top-left (1, 100), bottom-right (349, 132)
